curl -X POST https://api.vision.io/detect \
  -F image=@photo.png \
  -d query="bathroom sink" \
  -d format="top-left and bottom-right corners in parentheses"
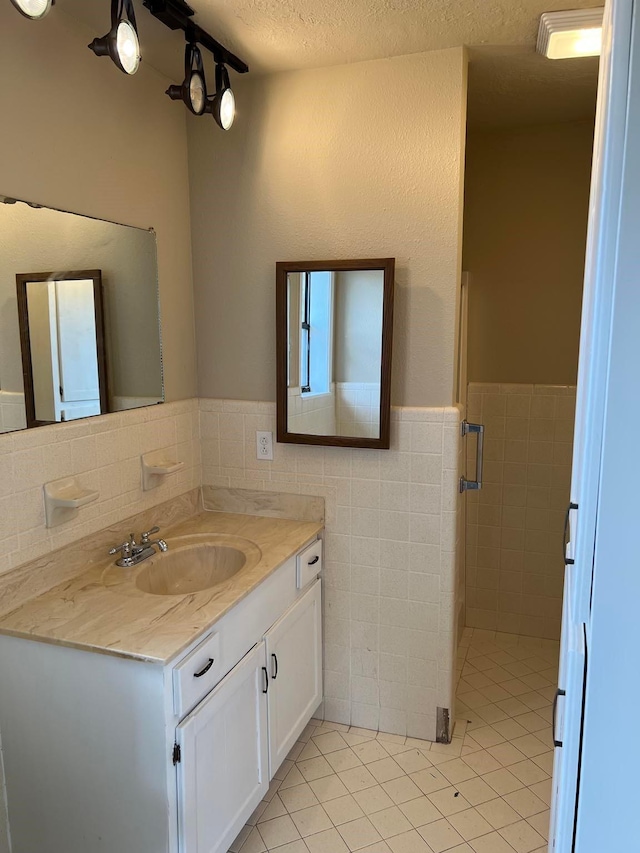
top-left (102, 534), bottom-right (262, 596)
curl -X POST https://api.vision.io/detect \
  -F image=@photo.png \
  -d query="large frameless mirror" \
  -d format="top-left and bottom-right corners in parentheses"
top-left (0, 196), bottom-right (163, 432)
top-left (276, 258), bottom-right (395, 449)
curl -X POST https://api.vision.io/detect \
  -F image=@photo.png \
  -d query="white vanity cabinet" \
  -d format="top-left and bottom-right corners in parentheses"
top-left (265, 580), bottom-right (322, 772)
top-left (0, 536), bottom-right (323, 853)
top-left (177, 642), bottom-right (269, 853)
top-left (176, 580), bottom-right (322, 853)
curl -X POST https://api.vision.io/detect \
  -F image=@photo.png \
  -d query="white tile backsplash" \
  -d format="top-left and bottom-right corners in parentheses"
top-left (200, 398), bottom-right (463, 740)
top-left (0, 400), bottom-right (201, 576)
top-left (0, 396), bottom-right (465, 744)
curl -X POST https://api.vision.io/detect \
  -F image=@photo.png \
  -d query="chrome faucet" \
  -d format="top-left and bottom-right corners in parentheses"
top-left (109, 526), bottom-right (168, 568)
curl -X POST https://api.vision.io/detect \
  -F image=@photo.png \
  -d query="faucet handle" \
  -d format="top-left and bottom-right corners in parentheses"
top-left (109, 541), bottom-right (133, 557)
top-left (141, 526), bottom-right (160, 544)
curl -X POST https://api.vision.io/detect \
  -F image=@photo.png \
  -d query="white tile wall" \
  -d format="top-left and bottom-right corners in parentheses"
top-left (288, 386), bottom-right (337, 436)
top-left (465, 383), bottom-right (576, 640)
top-left (200, 398), bottom-right (463, 740)
top-left (0, 391), bottom-right (26, 434)
top-left (0, 396), bottom-right (466, 744)
top-left (0, 399), bottom-right (200, 577)
top-left (336, 382), bottom-right (381, 439)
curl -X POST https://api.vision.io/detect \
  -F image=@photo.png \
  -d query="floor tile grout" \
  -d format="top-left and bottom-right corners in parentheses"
top-left (229, 627), bottom-right (557, 853)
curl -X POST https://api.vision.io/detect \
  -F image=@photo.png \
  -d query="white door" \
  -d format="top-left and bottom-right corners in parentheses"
top-left (176, 642), bottom-right (269, 853)
top-left (265, 580), bottom-right (322, 775)
top-left (549, 0), bottom-right (635, 849)
top-left (55, 279), bottom-right (101, 408)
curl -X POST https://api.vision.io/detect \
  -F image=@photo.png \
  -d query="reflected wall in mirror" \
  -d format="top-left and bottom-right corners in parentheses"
top-left (0, 196), bottom-right (163, 433)
top-left (276, 259), bottom-right (394, 449)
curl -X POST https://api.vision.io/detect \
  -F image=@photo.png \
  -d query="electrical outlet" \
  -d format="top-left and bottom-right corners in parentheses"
top-left (256, 431), bottom-right (273, 461)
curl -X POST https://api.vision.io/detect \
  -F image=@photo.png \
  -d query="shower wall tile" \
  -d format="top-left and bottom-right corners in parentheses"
top-left (200, 399), bottom-right (463, 741)
top-left (465, 382), bottom-right (576, 640)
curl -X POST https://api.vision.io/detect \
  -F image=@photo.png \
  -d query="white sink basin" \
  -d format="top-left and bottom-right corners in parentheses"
top-left (103, 535), bottom-right (262, 596)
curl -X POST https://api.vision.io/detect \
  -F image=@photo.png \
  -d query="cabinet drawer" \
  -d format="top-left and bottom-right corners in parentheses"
top-left (173, 631), bottom-right (221, 717)
top-left (296, 539), bottom-right (322, 589)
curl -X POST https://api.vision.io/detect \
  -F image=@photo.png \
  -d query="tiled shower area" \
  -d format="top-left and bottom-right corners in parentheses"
top-left (464, 383), bottom-right (576, 640)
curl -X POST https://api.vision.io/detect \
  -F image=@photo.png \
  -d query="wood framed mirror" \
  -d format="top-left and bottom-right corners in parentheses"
top-left (16, 270), bottom-right (108, 428)
top-left (276, 258), bottom-right (395, 449)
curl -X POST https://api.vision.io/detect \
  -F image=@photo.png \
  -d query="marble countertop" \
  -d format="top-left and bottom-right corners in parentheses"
top-left (0, 511), bottom-right (322, 665)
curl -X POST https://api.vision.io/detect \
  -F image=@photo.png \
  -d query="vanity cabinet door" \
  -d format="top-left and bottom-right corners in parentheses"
top-left (176, 642), bottom-right (269, 853)
top-left (265, 579), bottom-right (322, 774)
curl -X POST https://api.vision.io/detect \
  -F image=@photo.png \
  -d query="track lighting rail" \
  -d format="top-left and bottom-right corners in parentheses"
top-left (142, 0), bottom-right (248, 74)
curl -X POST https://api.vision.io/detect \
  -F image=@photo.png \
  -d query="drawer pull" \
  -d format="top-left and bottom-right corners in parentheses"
top-left (193, 658), bottom-right (215, 678)
top-left (272, 653), bottom-right (278, 680)
top-left (308, 555), bottom-right (320, 565)
top-left (262, 667), bottom-right (269, 694)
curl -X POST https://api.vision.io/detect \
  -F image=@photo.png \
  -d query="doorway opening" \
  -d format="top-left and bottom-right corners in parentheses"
top-left (459, 46), bottom-right (599, 643)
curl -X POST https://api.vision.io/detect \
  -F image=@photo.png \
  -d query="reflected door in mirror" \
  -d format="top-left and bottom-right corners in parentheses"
top-left (277, 259), bottom-right (394, 450)
top-left (17, 271), bottom-right (108, 427)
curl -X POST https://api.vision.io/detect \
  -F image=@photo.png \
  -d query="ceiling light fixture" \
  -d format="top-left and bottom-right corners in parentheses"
top-left (166, 42), bottom-right (208, 115)
top-left (9, 0), bottom-right (53, 19)
top-left (206, 63), bottom-right (235, 130)
top-left (89, 0), bottom-right (141, 75)
top-left (537, 8), bottom-right (604, 60)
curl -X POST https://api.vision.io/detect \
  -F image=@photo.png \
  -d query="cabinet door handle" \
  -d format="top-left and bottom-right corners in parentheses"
top-left (262, 666), bottom-right (269, 694)
top-left (308, 555), bottom-right (320, 565)
top-left (563, 502), bottom-right (579, 566)
top-left (194, 658), bottom-right (215, 678)
top-left (271, 653), bottom-right (278, 680)
top-left (553, 688), bottom-right (566, 747)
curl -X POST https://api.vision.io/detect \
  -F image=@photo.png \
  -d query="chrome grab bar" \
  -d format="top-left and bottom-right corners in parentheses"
top-left (460, 420), bottom-right (485, 493)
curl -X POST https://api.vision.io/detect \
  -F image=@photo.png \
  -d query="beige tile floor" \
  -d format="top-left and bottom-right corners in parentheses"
top-left (228, 627), bottom-right (559, 853)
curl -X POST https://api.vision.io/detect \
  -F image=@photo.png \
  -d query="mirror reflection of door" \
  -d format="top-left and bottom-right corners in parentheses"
top-left (286, 267), bottom-right (386, 440)
top-left (16, 271), bottom-right (107, 427)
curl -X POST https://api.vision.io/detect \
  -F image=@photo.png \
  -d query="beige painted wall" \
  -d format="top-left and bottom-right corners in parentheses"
top-left (463, 120), bottom-right (594, 385)
top-left (334, 270), bottom-right (384, 384)
top-left (188, 48), bottom-right (468, 407)
top-left (0, 5), bottom-right (196, 402)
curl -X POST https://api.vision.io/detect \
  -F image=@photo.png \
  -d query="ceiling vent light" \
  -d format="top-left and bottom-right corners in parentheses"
top-left (206, 63), bottom-right (235, 130)
top-left (537, 8), bottom-right (604, 59)
top-left (166, 42), bottom-right (208, 116)
top-left (9, 0), bottom-right (53, 19)
top-left (89, 0), bottom-right (141, 75)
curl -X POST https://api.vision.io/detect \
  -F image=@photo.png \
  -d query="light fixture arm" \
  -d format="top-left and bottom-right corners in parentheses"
top-left (143, 0), bottom-right (248, 74)
top-left (214, 62), bottom-right (231, 95)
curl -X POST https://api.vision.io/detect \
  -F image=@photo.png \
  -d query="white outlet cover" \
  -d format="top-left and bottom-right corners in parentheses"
top-left (256, 431), bottom-right (274, 461)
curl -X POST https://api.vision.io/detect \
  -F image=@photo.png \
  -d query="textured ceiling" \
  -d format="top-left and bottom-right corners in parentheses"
top-left (59, 0), bottom-right (600, 126)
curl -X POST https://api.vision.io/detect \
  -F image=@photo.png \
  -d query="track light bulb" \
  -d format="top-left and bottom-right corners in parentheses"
top-left (166, 43), bottom-right (208, 116)
top-left (89, 0), bottom-right (141, 75)
top-left (207, 63), bottom-right (235, 130)
top-left (10, 0), bottom-right (53, 19)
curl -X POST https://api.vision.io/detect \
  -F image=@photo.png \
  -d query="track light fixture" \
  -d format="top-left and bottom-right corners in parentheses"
top-left (11, 0), bottom-right (248, 126)
top-left (166, 42), bottom-right (208, 116)
top-left (206, 63), bottom-right (235, 130)
top-left (9, 0), bottom-right (53, 19)
top-left (89, 0), bottom-right (141, 75)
